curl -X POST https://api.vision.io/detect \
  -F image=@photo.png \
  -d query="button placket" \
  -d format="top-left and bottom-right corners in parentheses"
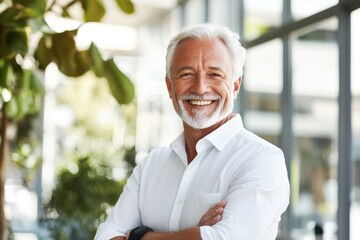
top-left (168, 154), bottom-right (203, 231)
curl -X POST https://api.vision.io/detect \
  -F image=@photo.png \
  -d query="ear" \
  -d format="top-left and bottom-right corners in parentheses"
top-left (233, 77), bottom-right (242, 99)
top-left (165, 76), bottom-right (173, 99)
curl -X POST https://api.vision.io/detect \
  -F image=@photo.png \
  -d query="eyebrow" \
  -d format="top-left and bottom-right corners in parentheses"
top-left (175, 66), bottom-right (193, 75)
top-left (208, 66), bottom-right (225, 72)
top-left (175, 66), bottom-right (225, 74)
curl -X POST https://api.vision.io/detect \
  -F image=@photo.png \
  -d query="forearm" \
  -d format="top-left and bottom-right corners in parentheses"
top-left (111, 237), bottom-right (126, 240)
top-left (142, 227), bottom-right (201, 240)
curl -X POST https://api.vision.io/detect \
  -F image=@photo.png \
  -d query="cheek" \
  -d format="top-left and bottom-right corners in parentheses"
top-left (217, 83), bottom-right (233, 100)
top-left (172, 82), bottom-right (188, 97)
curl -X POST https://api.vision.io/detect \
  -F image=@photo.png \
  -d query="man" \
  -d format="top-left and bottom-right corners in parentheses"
top-left (95, 23), bottom-right (290, 240)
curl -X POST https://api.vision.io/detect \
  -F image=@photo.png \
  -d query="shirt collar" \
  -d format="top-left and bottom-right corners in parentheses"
top-left (203, 114), bottom-right (244, 151)
top-left (171, 114), bottom-right (244, 154)
top-left (170, 132), bottom-right (187, 166)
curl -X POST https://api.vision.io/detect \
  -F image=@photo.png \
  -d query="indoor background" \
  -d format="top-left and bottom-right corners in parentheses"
top-left (3, 0), bottom-right (360, 239)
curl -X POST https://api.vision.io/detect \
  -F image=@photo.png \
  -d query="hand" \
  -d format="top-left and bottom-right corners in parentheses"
top-left (198, 200), bottom-right (226, 226)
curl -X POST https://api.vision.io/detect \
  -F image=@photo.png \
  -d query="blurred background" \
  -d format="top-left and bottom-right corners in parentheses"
top-left (1, 0), bottom-right (359, 239)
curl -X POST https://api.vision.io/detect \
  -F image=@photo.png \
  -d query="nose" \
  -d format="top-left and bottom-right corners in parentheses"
top-left (191, 74), bottom-right (209, 95)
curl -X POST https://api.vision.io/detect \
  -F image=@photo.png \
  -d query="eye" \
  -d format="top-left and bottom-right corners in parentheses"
top-left (208, 73), bottom-right (223, 79)
top-left (179, 72), bottom-right (195, 79)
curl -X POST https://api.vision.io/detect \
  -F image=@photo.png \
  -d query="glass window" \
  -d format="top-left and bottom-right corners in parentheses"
top-left (209, 0), bottom-right (229, 26)
top-left (351, 8), bottom-right (360, 240)
top-left (292, 0), bottom-right (338, 20)
top-left (244, 0), bottom-right (282, 40)
top-left (291, 18), bottom-right (338, 239)
top-left (244, 39), bottom-right (282, 145)
top-left (208, 0), bottom-right (229, 26)
top-left (183, 0), bottom-right (206, 26)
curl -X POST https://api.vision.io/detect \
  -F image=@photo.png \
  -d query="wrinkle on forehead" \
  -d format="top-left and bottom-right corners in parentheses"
top-left (171, 38), bottom-right (232, 76)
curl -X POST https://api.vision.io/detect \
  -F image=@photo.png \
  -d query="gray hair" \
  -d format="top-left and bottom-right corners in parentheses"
top-left (165, 23), bottom-right (246, 81)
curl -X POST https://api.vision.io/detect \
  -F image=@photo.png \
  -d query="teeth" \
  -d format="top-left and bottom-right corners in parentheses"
top-left (189, 100), bottom-right (213, 106)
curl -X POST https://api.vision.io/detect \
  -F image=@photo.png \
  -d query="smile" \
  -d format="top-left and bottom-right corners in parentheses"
top-left (189, 100), bottom-right (214, 106)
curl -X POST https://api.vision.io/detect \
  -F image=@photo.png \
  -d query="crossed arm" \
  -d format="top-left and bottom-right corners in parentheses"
top-left (97, 149), bottom-right (290, 240)
top-left (110, 200), bottom-right (227, 240)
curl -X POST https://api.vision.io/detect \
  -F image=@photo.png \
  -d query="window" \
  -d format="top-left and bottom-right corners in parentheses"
top-left (244, 0), bottom-right (282, 40)
top-left (183, 0), bottom-right (206, 25)
top-left (291, 18), bottom-right (339, 239)
top-left (179, 0), bottom-right (360, 238)
top-left (292, 0), bottom-right (338, 20)
top-left (351, 8), bottom-right (360, 240)
top-left (244, 39), bottom-right (282, 145)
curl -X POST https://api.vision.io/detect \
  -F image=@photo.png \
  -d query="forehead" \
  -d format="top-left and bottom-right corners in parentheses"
top-left (173, 38), bottom-right (232, 64)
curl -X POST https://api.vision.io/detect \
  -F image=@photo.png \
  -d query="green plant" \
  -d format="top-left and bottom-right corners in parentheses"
top-left (43, 156), bottom-right (125, 240)
top-left (0, 0), bottom-right (135, 238)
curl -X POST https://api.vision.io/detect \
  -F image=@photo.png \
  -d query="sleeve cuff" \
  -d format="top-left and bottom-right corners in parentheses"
top-left (94, 223), bottom-right (126, 240)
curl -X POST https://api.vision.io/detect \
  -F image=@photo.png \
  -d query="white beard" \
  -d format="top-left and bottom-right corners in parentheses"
top-left (176, 92), bottom-right (234, 129)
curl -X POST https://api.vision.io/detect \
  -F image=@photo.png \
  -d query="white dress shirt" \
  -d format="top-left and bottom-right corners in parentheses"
top-left (94, 114), bottom-right (290, 240)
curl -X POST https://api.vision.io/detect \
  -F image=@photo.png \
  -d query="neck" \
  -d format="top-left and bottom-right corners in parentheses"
top-left (183, 114), bottom-right (235, 164)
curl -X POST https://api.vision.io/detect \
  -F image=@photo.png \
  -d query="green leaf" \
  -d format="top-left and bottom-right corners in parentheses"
top-left (28, 94), bottom-right (40, 114)
top-left (73, 50), bottom-right (91, 76)
top-left (0, 29), bottom-right (28, 59)
top-left (5, 98), bottom-right (18, 119)
top-left (89, 43), bottom-right (104, 77)
top-left (0, 61), bottom-right (15, 89)
top-left (0, 61), bottom-right (9, 88)
top-left (29, 71), bottom-right (45, 95)
top-left (6, 30), bottom-right (29, 57)
top-left (16, 90), bottom-right (30, 118)
top-left (88, 43), bottom-right (135, 104)
top-left (0, 7), bottom-right (26, 28)
top-left (20, 69), bottom-right (32, 89)
top-left (115, 0), bottom-right (135, 14)
top-left (12, 0), bottom-right (47, 17)
top-left (51, 30), bottom-right (90, 77)
top-left (34, 35), bottom-right (53, 70)
top-left (84, 0), bottom-right (105, 22)
top-left (0, 30), bottom-right (6, 58)
top-left (103, 59), bottom-right (134, 104)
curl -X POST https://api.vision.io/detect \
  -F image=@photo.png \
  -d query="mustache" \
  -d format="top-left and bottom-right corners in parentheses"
top-left (181, 93), bottom-right (221, 101)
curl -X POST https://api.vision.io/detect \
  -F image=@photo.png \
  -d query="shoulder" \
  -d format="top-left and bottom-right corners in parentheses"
top-left (229, 128), bottom-right (284, 161)
top-left (226, 129), bottom-right (288, 185)
top-left (138, 146), bottom-right (173, 168)
top-left (146, 146), bottom-right (172, 160)
top-left (238, 129), bottom-right (288, 183)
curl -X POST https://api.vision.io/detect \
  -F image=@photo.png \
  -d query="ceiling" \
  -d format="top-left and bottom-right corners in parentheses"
top-left (101, 0), bottom-right (178, 27)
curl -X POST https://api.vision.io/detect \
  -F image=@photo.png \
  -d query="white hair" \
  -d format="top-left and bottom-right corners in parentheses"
top-left (165, 23), bottom-right (246, 81)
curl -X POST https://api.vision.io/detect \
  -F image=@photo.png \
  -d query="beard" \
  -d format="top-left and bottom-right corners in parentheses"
top-left (176, 92), bottom-right (234, 129)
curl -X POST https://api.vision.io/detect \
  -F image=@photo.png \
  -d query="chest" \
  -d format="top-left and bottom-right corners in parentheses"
top-left (138, 150), bottom-right (235, 231)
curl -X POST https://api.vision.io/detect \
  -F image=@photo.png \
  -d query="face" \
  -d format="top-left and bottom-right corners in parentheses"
top-left (166, 38), bottom-right (241, 129)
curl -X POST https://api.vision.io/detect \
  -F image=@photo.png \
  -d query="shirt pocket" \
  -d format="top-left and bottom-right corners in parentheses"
top-left (198, 192), bottom-right (223, 214)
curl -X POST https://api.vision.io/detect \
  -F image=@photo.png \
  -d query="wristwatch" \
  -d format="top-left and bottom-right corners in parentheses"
top-left (128, 226), bottom-right (153, 240)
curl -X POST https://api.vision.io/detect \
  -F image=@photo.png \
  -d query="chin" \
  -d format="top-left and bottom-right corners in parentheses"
top-left (178, 100), bottom-right (234, 129)
top-left (183, 113), bottom-right (225, 129)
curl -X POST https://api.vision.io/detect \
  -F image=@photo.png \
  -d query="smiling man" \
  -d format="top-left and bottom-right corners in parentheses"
top-left (94, 24), bottom-right (290, 240)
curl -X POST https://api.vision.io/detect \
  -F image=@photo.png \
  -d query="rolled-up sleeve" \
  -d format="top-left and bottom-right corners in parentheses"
top-left (200, 148), bottom-right (290, 240)
top-left (94, 161), bottom-right (145, 240)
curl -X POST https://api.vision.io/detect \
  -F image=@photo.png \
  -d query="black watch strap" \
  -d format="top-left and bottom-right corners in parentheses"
top-left (128, 226), bottom-right (153, 240)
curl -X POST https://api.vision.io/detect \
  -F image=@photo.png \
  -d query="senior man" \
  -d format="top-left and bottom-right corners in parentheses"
top-left (95, 23), bottom-right (290, 240)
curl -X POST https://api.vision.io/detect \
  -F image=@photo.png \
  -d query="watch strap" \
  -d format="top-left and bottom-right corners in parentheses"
top-left (128, 226), bottom-right (153, 240)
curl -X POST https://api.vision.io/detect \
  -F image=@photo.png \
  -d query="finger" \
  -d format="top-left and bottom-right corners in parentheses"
top-left (214, 200), bottom-right (227, 208)
top-left (198, 200), bottom-right (227, 226)
top-left (199, 212), bottom-right (222, 226)
top-left (208, 214), bottom-right (222, 225)
top-left (198, 206), bottom-right (224, 226)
